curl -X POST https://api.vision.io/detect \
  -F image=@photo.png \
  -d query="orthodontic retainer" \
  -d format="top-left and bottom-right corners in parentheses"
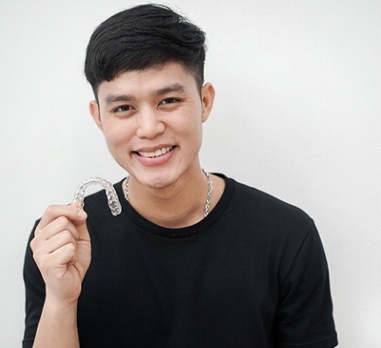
top-left (72, 177), bottom-right (122, 216)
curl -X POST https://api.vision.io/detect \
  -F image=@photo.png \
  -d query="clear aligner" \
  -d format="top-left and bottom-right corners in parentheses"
top-left (73, 177), bottom-right (122, 216)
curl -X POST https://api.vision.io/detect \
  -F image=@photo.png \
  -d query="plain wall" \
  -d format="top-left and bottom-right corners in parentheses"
top-left (1, 0), bottom-right (380, 346)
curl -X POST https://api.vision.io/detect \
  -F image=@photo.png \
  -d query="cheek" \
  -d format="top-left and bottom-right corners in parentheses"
top-left (179, 118), bottom-right (203, 148)
top-left (187, 114), bottom-right (203, 136)
top-left (102, 122), bottom-right (131, 148)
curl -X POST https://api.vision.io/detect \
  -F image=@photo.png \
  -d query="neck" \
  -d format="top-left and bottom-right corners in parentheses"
top-left (124, 168), bottom-right (212, 228)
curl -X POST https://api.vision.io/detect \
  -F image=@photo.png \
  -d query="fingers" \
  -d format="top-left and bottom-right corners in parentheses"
top-left (33, 237), bottom-right (78, 275)
top-left (37, 204), bottom-right (87, 231)
top-left (32, 229), bottom-right (78, 258)
top-left (30, 203), bottom-right (92, 305)
top-left (31, 203), bottom-right (88, 257)
top-left (35, 215), bottom-right (80, 240)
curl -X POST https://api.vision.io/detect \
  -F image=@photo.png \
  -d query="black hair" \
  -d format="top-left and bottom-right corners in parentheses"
top-left (84, 4), bottom-right (206, 97)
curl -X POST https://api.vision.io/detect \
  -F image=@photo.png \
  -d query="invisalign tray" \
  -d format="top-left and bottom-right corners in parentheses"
top-left (72, 177), bottom-right (122, 216)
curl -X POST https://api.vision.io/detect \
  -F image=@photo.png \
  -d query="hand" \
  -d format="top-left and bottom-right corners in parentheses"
top-left (30, 203), bottom-right (91, 306)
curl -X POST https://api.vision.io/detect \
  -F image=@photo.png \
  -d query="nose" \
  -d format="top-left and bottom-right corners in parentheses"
top-left (135, 108), bottom-right (165, 139)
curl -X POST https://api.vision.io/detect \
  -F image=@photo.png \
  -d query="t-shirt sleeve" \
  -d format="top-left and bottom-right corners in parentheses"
top-left (275, 222), bottom-right (338, 348)
top-left (22, 221), bottom-right (45, 348)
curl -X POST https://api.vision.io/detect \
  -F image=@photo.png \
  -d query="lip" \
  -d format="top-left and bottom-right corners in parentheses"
top-left (136, 145), bottom-right (174, 158)
top-left (132, 145), bottom-right (176, 166)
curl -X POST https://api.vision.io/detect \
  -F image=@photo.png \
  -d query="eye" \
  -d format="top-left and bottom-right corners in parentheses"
top-left (113, 104), bottom-right (133, 112)
top-left (160, 97), bottom-right (182, 106)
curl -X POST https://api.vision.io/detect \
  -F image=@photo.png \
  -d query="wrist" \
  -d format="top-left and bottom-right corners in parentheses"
top-left (44, 293), bottom-right (79, 312)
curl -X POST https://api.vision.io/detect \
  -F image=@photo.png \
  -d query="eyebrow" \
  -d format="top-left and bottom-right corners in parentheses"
top-left (105, 94), bottom-right (135, 105)
top-left (104, 83), bottom-right (186, 105)
top-left (155, 83), bottom-right (186, 96)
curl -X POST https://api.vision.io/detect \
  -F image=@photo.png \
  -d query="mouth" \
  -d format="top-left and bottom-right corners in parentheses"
top-left (136, 146), bottom-right (175, 158)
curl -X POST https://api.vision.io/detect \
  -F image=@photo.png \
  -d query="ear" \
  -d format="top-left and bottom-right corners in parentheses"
top-left (201, 83), bottom-right (215, 123)
top-left (89, 100), bottom-right (103, 130)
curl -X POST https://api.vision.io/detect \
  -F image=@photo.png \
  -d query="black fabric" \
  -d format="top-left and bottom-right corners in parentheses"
top-left (23, 174), bottom-right (338, 347)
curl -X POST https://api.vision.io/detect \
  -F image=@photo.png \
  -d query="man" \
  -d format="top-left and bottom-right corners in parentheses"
top-left (23, 4), bottom-right (338, 347)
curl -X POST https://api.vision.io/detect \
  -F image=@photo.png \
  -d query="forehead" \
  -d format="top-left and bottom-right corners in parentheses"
top-left (97, 62), bottom-right (198, 100)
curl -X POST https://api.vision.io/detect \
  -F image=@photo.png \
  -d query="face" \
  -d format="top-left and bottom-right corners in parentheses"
top-left (89, 62), bottom-right (215, 190)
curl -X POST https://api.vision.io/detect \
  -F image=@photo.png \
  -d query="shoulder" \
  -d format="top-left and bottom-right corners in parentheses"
top-left (216, 175), bottom-right (320, 254)
top-left (227, 176), bottom-right (314, 228)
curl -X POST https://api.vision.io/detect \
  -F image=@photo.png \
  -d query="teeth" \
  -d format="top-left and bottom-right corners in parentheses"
top-left (138, 146), bottom-right (173, 158)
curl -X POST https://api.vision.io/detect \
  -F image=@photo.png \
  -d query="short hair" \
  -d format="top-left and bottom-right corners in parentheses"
top-left (84, 4), bottom-right (206, 98)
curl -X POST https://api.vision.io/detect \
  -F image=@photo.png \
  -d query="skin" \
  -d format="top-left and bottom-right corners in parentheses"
top-left (30, 61), bottom-right (224, 346)
top-left (89, 62), bottom-right (224, 227)
top-left (31, 203), bottom-right (89, 347)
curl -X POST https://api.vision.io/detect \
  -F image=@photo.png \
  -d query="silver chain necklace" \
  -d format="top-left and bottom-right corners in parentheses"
top-left (123, 169), bottom-right (213, 218)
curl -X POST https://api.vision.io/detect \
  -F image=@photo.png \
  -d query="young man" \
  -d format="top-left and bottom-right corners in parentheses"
top-left (23, 4), bottom-right (338, 347)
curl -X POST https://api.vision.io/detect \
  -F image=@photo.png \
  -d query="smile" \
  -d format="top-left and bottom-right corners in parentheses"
top-left (137, 146), bottom-right (174, 158)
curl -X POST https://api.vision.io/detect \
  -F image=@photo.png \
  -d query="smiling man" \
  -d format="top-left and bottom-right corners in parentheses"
top-left (23, 4), bottom-right (338, 347)
top-left (89, 63), bottom-right (222, 228)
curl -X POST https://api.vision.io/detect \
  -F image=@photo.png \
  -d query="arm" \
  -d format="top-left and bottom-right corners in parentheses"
top-left (33, 299), bottom-right (79, 347)
top-left (275, 223), bottom-right (338, 348)
top-left (28, 204), bottom-right (91, 348)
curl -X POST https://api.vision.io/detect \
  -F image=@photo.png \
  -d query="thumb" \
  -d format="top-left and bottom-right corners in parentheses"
top-left (71, 202), bottom-right (90, 241)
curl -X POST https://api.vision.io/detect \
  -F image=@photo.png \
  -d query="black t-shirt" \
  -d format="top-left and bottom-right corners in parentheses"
top-left (23, 174), bottom-right (338, 347)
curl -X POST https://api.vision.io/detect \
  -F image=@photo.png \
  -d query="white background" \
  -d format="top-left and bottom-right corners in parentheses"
top-left (1, 0), bottom-right (380, 346)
